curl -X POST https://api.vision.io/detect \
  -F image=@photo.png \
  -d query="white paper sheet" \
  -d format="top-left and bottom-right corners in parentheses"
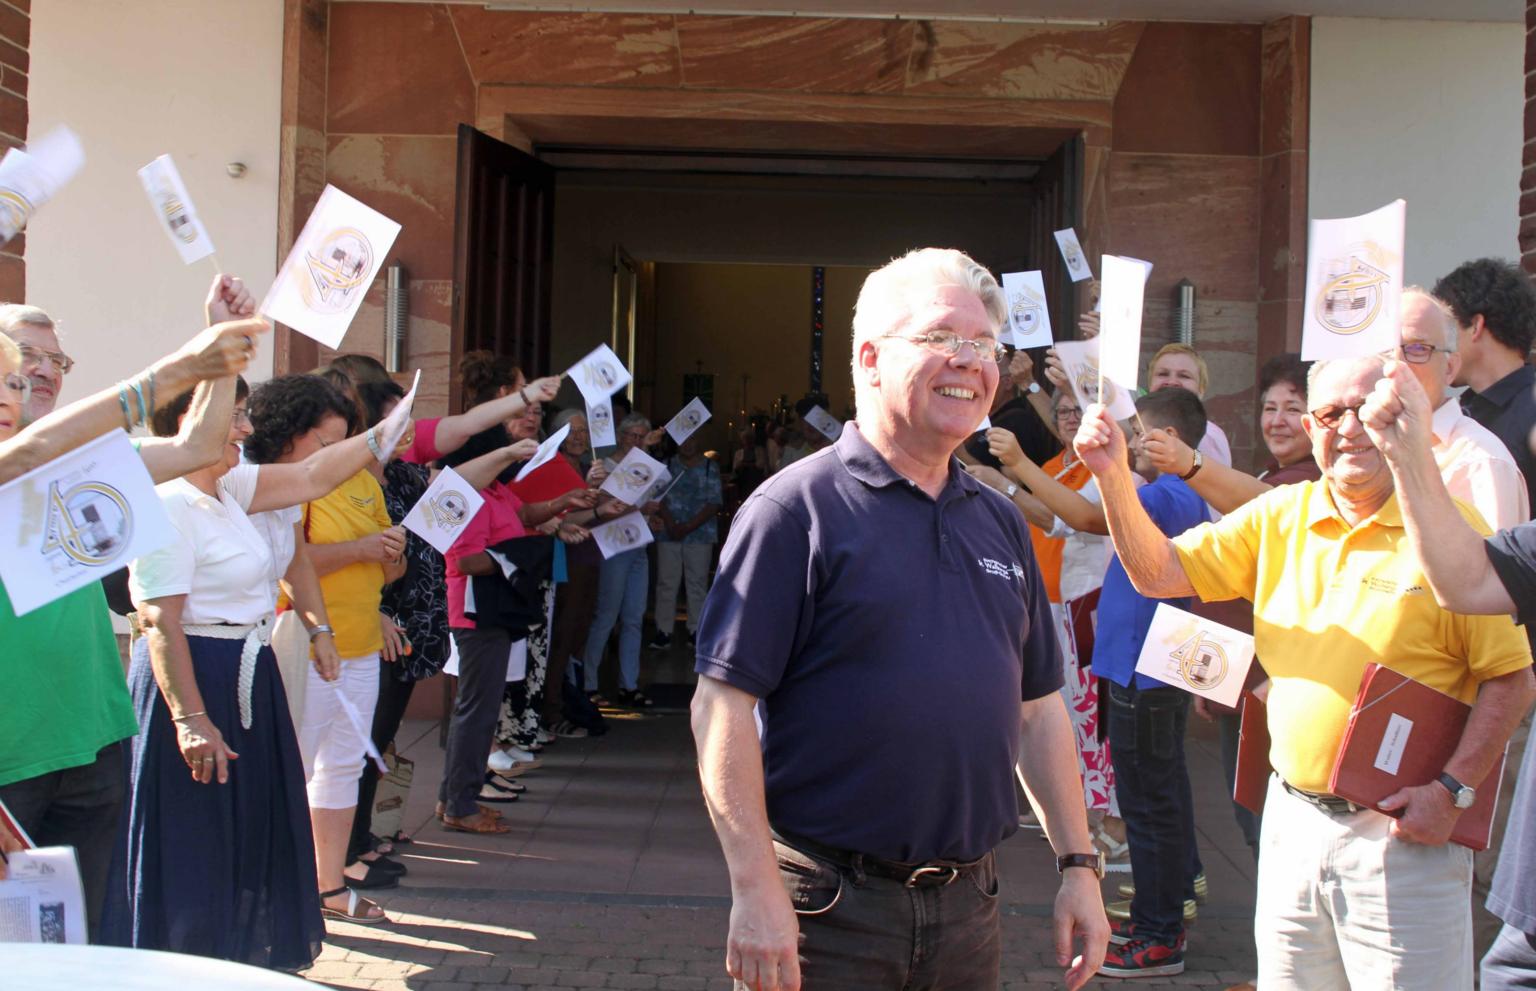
top-left (600, 447), bottom-right (668, 505)
top-left (513, 423), bottom-right (571, 483)
top-left (975, 415), bottom-right (992, 434)
top-left (591, 511), bottom-right (654, 559)
top-left (664, 397), bottom-right (712, 444)
top-left (259, 184), bottom-right (401, 350)
top-left (331, 680), bottom-right (388, 773)
top-left (1301, 199), bottom-right (1407, 361)
top-left (801, 405), bottom-right (842, 442)
top-left (401, 466), bottom-right (485, 556)
top-left (137, 154), bottom-right (216, 265)
top-left (0, 431), bottom-right (176, 616)
top-left (0, 126), bottom-right (84, 246)
top-left (1133, 602), bottom-right (1255, 709)
top-left (1053, 340), bottom-right (1138, 421)
top-left (999, 271), bottom-right (1054, 349)
top-left (567, 344), bottom-right (633, 405)
top-left (0, 847), bottom-right (87, 944)
top-left (1053, 227), bottom-right (1093, 283)
top-left (506, 638), bottom-right (528, 682)
top-left (374, 369), bottom-right (420, 459)
top-left (586, 396), bottom-right (616, 448)
top-left (1098, 254), bottom-right (1147, 393)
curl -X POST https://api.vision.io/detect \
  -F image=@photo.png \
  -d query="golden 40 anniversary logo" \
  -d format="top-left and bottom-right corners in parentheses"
top-left (1072, 356), bottom-right (1121, 408)
top-left (1009, 287), bottom-right (1045, 338)
top-left (41, 479), bottom-right (133, 567)
top-left (1169, 630), bottom-right (1227, 691)
top-left (0, 184), bottom-right (35, 240)
top-left (1315, 255), bottom-right (1390, 336)
top-left (428, 490), bottom-right (470, 530)
top-left (301, 226), bottom-right (374, 314)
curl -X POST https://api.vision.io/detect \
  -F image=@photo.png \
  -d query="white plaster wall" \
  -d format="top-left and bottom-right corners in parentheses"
top-left (1310, 17), bottom-right (1523, 288)
top-left (27, 0), bottom-right (284, 407)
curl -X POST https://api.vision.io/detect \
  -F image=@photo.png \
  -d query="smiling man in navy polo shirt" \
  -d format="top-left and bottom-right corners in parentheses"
top-left (691, 248), bottom-right (1109, 991)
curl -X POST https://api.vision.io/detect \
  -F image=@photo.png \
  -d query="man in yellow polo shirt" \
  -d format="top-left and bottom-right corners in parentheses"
top-left (1073, 354), bottom-right (1533, 991)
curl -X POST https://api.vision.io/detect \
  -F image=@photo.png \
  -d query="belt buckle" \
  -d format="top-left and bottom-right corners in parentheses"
top-left (905, 865), bottom-right (959, 888)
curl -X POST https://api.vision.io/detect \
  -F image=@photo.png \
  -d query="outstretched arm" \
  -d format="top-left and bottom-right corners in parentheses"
top-left (989, 427), bottom-right (1106, 534)
top-left (1141, 429), bottom-right (1274, 516)
top-left (430, 375), bottom-right (562, 458)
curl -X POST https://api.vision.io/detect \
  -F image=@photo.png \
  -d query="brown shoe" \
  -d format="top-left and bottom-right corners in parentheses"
top-left (436, 801), bottom-right (505, 821)
top-left (443, 810), bottom-right (511, 834)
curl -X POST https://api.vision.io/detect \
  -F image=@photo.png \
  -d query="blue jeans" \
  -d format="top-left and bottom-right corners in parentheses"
top-left (1106, 680), bottom-right (1202, 941)
top-left (582, 547), bottom-right (648, 693)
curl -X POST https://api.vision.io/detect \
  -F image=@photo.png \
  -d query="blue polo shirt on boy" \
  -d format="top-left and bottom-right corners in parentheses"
top-left (695, 422), bottom-right (1061, 864)
top-left (1091, 473), bottom-right (1209, 688)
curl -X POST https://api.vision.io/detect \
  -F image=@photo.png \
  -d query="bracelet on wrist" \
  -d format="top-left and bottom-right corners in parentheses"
top-left (307, 624), bottom-right (335, 642)
top-left (172, 710), bottom-right (207, 722)
top-left (519, 387), bottom-right (530, 406)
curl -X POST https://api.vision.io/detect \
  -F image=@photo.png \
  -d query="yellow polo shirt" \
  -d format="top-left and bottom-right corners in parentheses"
top-left (1173, 480), bottom-right (1532, 793)
top-left (304, 469), bottom-right (391, 659)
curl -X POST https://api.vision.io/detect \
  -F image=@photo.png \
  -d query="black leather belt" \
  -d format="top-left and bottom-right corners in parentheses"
top-left (773, 829), bottom-right (984, 888)
top-left (1281, 779), bottom-right (1368, 817)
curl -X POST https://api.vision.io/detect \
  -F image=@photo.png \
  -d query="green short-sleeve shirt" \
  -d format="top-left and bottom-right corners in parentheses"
top-left (0, 580), bottom-right (138, 787)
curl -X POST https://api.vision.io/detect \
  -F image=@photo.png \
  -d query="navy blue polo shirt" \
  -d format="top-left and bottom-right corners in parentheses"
top-left (695, 422), bottom-right (1061, 864)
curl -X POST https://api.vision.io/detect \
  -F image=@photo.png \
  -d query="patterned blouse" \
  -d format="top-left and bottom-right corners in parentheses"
top-left (379, 461), bottom-right (449, 682)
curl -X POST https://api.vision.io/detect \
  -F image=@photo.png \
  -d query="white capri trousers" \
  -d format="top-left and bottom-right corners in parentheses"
top-left (297, 653), bottom-right (380, 810)
top-left (1256, 774), bottom-right (1473, 991)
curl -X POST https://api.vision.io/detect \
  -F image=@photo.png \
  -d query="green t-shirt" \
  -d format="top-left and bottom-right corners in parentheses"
top-left (0, 580), bottom-right (138, 787)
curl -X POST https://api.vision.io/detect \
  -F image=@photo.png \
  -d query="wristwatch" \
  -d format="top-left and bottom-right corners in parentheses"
top-left (1004, 483), bottom-right (1019, 499)
top-left (1179, 449), bottom-right (1204, 481)
top-left (1438, 772), bottom-right (1476, 809)
top-left (1026, 381), bottom-right (1042, 394)
top-left (1056, 852), bottom-right (1105, 879)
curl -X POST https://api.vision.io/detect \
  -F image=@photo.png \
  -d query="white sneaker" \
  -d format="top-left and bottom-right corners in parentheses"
top-left (503, 745), bottom-right (543, 769)
top-left (486, 749), bottom-right (517, 773)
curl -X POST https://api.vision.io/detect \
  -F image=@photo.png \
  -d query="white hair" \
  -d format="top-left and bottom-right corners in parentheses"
top-left (850, 248), bottom-right (1005, 415)
top-left (1403, 286), bottom-right (1458, 352)
top-left (1306, 353), bottom-right (1387, 401)
top-left (0, 303), bottom-right (56, 339)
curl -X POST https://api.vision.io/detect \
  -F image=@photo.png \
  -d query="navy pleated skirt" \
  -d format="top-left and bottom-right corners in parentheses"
top-left (102, 633), bottom-right (324, 971)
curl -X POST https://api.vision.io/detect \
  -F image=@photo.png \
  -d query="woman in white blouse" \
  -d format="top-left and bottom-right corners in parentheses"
top-left (106, 375), bottom-right (397, 965)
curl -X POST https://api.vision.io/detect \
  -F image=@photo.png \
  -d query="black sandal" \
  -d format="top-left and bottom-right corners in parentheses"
top-left (343, 861), bottom-right (400, 890)
top-left (479, 774), bottom-right (524, 803)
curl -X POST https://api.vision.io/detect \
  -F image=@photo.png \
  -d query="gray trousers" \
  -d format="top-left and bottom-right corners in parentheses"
top-left (1483, 924), bottom-right (1536, 991)
top-left (771, 838), bottom-right (1001, 990)
top-left (440, 627), bottom-right (515, 818)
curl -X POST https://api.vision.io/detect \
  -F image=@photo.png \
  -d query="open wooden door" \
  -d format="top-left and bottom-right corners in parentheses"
top-left (450, 124), bottom-right (555, 412)
top-left (1023, 136), bottom-right (1083, 340)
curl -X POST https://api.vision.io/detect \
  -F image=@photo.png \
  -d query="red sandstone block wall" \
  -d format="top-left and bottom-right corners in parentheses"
top-left (0, 0), bottom-right (27, 302)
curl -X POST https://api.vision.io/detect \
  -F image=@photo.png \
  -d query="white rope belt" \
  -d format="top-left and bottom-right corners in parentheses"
top-left (182, 614), bottom-right (273, 731)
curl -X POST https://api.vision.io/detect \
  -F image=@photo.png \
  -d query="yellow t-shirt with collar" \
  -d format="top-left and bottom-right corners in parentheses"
top-left (1172, 479), bottom-right (1532, 794)
top-left (304, 468), bottom-right (391, 659)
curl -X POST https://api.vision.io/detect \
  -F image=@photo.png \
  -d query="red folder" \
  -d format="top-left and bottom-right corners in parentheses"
top-left (1328, 663), bottom-right (1506, 851)
top-left (1233, 692), bottom-right (1271, 816)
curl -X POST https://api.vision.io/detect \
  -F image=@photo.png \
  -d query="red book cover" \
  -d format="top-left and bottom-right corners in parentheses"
top-left (1328, 663), bottom-right (1505, 851)
top-left (1234, 692), bottom-right (1271, 816)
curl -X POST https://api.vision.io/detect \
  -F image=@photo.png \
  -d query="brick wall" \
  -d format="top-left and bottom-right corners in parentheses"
top-left (0, 0), bottom-right (26, 301)
top-left (1526, 1), bottom-right (1536, 273)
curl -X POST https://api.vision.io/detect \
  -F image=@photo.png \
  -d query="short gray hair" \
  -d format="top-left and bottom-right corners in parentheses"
top-left (549, 407), bottom-right (586, 434)
top-left (1306, 353), bottom-right (1387, 401)
top-left (618, 412), bottom-right (651, 435)
top-left (1403, 286), bottom-right (1458, 352)
top-left (0, 303), bottom-right (56, 339)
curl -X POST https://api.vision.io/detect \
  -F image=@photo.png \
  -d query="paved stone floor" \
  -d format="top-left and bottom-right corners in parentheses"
top-left (302, 673), bottom-right (1258, 991)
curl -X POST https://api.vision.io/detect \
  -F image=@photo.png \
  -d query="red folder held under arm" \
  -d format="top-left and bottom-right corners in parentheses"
top-left (1327, 663), bottom-right (1506, 851)
top-left (1233, 692), bottom-right (1271, 817)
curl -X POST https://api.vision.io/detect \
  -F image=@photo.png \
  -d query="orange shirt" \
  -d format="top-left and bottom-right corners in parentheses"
top-left (1028, 452), bottom-right (1093, 604)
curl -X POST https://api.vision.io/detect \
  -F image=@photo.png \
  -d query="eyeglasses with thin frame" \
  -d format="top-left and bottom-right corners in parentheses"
top-left (2, 371), bottom-right (30, 402)
top-left (1388, 342), bottom-right (1454, 365)
top-left (1055, 404), bottom-right (1083, 422)
top-left (231, 407), bottom-right (252, 427)
top-left (1308, 403), bottom-right (1368, 429)
top-left (17, 344), bottom-right (74, 374)
top-left (880, 331), bottom-right (1006, 364)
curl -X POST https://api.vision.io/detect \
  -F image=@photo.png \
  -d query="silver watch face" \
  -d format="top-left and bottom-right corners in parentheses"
top-left (1455, 787), bottom-right (1476, 809)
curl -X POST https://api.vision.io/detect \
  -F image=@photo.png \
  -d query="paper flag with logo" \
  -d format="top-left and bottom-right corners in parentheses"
top-left (0, 126), bottom-right (85, 246)
top-left (591, 511), bottom-right (655, 560)
top-left (513, 422), bottom-right (571, 483)
top-left (1135, 602), bottom-right (1255, 709)
top-left (402, 465), bottom-right (486, 556)
top-left (374, 369), bottom-right (420, 460)
top-left (260, 184), bottom-right (401, 350)
top-left (601, 447), bottom-right (668, 505)
top-left (0, 846), bottom-right (87, 943)
top-left (1053, 228), bottom-right (1093, 283)
top-left (568, 344), bottom-right (633, 405)
top-left (665, 397), bottom-right (712, 444)
top-left (586, 396), bottom-right (616, 448)
top-left (0, 430), bottom-right (175, 616)
top-left (1053, 339), bottom-right (1137, 421)
top-left (999, 271), bottom-right (1054, 349)
top-left (137, 154), bottom-right (215, 265)
top-left (1301, 199), bottom-right (1406, 361)
top-left (802, 405), bottom-right (842, 442)
top-left (1098, 254), bottom-right (1147, 393)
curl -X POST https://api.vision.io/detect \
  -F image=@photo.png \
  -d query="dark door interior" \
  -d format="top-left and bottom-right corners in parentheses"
top-left (450, 124), bottom-right (556, 412)
top-left (1022, 135), bottom-right (1083, 340)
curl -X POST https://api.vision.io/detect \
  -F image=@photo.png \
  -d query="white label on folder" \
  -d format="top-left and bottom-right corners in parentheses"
top-left (1373, 713), bottom-right (1413, 775)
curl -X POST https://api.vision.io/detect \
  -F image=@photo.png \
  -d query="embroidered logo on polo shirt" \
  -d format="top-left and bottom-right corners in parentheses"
top-left (977, 557), bottom-right (1023, 582)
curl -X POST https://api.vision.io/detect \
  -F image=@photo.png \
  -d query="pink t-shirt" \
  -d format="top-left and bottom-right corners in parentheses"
top-left (400, 417), bottom-right (442, 465)
top-left (445, 481), bottom-right (526, 630)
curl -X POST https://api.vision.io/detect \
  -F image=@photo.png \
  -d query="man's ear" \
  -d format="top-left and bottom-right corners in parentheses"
top-left (857, 340), bottom-right (881, 388)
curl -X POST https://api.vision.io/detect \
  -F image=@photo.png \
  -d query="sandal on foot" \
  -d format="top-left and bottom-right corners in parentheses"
top-left (320, 886), bottom-right (387, 924)
top-left (355, 852), bottom-right (407, 876)
top-left (443, 810), bottom-right (511, 834)
top-left (479, 776), bottom-right (523, 803)
top-left (436, 800), bottom-right (505, 821)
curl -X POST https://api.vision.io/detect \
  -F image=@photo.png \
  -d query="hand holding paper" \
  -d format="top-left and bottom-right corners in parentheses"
top-left (371, 369), bottom-right (420, 461)
top-left (514, 423), bottom-right (571, 482)
top-left (0, 126), bottom-right (85, 245)
top-left (1072, 402), bottom-right (1129, 477)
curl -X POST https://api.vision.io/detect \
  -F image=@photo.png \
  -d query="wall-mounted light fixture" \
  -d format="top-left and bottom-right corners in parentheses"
top-left (1174, 278), bottom-right (1196, 345)
top-left (385, 262), bottom-right (409, 373)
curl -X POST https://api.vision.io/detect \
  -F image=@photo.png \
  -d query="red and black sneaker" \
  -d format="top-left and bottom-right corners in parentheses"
top-left (1109, 917), bottom-right (1136, 946)
top-left (1098, 934), bottom-right (1185, 978)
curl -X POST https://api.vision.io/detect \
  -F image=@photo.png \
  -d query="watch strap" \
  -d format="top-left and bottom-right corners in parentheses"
top-left (1437, 771), bottom-right (1472, 804)
top-left (1179, 449), bottom-right (1204, 481)
top-left (1056, 852), bottom-right (1103, 878)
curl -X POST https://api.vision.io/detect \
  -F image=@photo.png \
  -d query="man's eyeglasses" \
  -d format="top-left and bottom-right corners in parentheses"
top-left (2, 372), bottom-right (31, 402)
top-left (1308, 403), bottom-right (1367, 429)
top-left (231, 408), bottom-right (252, 427)
top-left (18, 345), bottom-right (74, 374)
top-left (1390, 342), bottom-right (1453, 365)
top-left (881, 331), bottom-right (1006, 364)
